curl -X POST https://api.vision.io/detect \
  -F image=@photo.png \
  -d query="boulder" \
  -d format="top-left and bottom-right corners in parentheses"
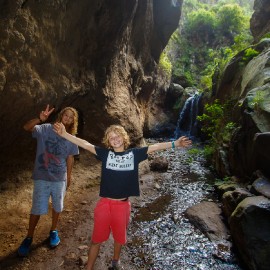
top-left (222, 188), bottom-right (253, 218)
top-left (229, 196), bottom-right (270, 270)
top-left (251, 177), bottom-right (270, 199)
top-left (149, 156), bottom-right (169, 172)
top-left (185, 201), bottom-right (229, 242)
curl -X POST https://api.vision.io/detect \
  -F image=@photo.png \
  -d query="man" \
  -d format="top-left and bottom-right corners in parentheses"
top-left (18, 104), bottom-right (79, 257)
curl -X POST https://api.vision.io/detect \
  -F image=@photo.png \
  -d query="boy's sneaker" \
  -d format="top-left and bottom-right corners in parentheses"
top-left (18, 237), bottom-right (33, 257)
top-left (109, 260), bottom-right (124, 270)
top-left (49, 230), bottom-right (60, 248)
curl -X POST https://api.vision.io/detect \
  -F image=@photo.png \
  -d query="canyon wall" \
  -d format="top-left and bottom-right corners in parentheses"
top-left (0, 0), bottom-right (182, 181)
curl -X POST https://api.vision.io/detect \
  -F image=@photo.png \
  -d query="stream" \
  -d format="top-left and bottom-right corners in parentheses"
top-left (126, 143), bottom-right (243, 270)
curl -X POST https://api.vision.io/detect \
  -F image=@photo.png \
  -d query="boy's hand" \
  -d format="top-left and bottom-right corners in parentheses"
top-left (53, 122), bottom-right (66, 136)
top-left (175, 136), bottom-right (192, 148)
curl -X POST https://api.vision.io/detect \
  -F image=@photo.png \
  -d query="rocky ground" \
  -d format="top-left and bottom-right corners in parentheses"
top-left (0, 150), bottom-right (160, 270)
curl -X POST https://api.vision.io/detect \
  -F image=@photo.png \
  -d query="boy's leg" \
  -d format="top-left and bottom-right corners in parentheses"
top-left (110, 200), bottom-right (130, 268)
top-left (27, 214), bottom-right (40, 237)
top-left (18, 180), bottom-right (49, 256)
top-left (87, 198), bottom-right (111, 269)
top-left (50, 180), bottom-right (66, 230)
top-left (51, 208), bottom-right (60, 231)
top-left (26, 180), bottom-right (50, 237)
top-left (86, 242), bottom-right (101, 270)
top-left (50, 181), bottom-right (66, 247)
top-left (113, 241), bottom-right (122, 260)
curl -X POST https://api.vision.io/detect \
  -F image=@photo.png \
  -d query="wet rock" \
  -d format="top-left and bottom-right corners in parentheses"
top-left (222, 188), bottom-right (254, 218)
top-left (251, 177), bottom-right (270, 198)
top-left (185, 201), bottom-right (230, 242)
top-left (215, 182), bottom-right (241, 199)
top-left (212, 241), bottom-right (235, 263)
top-left (229, 196), bottom-right (270, 270)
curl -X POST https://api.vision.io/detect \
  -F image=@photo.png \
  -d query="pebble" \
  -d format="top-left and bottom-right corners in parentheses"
top-left (127, 144), bottom-right (242, 270)
top-left (79, 255), bottom-right (88, 266)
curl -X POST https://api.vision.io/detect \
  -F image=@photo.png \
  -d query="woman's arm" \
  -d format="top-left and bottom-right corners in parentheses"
top-left (147, 136), bottom-right (192, 154)
top-left (53, 122), bottom-right (96, 155)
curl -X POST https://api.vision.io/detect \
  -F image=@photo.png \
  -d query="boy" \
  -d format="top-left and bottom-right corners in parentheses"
top-left (53, 123), bottom-right (191, 270)
top-left (18, 105), bottom-right (79, 257)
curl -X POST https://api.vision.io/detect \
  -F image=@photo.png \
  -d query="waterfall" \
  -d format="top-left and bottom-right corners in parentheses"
top-left (174, 94), bottom-right (201, 139)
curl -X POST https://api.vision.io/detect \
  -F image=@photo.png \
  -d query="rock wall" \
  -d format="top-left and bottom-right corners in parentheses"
top-left (0, 0), bottom-right (182, 181)
top-left (250, 0), bottom-right (270, 42)
top-left (210, 2), bottom-right (270, 268)
top-left (210, 0), bottom-right (270, 179)
top-left (212, 39), bottom-right (270, 179)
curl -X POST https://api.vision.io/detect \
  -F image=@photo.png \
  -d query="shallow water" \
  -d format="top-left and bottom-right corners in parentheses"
top-left (127, 146), bottom-right (243, 270)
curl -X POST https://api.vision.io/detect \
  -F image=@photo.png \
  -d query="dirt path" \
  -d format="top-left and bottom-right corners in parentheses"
top-left (0, 151), bottom-right (159, 270)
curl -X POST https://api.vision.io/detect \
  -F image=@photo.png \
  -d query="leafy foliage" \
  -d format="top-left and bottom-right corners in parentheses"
top-left (158, 51), bottom-right (172, 79)
top-left (242, 48), bottom-right (259, 63)
top-left (185, 9), bottom-right (217, 46)
top-left (166, 0), bottom-right (253, 91)
top-left (216, 4), bottom-right (248, 43)
top-left (197, 99), bottom-right (237, 144)
top-left (197, 99), bottom-right (224, 139)
top-left (249, 90), bottom-right (266, 111)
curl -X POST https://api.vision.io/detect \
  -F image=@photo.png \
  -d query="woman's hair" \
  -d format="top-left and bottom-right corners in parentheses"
top-left (56, 107), bottom-right (78, 135)
top-left (102, 125), bottom-right (130, 149)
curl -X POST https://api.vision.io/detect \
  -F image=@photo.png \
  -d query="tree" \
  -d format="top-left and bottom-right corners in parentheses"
top-left (185, 9), bottom-right (217, 46)
top-left (216, 4), bottom-right (249, 44)
top-left (166, 0), bottom-right (253, 90)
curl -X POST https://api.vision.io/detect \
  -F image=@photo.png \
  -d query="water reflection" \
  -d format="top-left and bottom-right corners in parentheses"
top-left (127, 146), bottom-right (242, 270)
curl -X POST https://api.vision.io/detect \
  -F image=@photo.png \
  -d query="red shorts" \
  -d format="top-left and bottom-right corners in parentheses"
top-left (91, 198), bottom-right (131, 245)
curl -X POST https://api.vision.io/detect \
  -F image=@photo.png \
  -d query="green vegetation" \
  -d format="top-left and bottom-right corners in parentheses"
top-left (164, 0), bottom-right (255, 174)
top-left (242, 48), bottom-right (259, 63)
top-left (166, 0), bottom-right (253, 91)
top-left (250, 90), bottom-right (266, 111)
top-left (197, 99), bottom-right (224, 139)
top-left (261, 32), bottom-right (270, 39)
top-left (158, 51), bottom-right (172, 79)
top-left (197, 99), bottom-right (237, 160)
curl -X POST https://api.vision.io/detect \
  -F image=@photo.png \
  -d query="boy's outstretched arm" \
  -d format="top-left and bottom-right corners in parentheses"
top-left (147, 136), bottom-right (192, 154)
top-left (53, 122), bottom-right (96, 155)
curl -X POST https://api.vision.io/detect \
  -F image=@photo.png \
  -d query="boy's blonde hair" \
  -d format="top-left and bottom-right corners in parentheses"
top-left (56, 107), bottom-right (78, 135)
top-left (102, 125), bottom-right (130, 150)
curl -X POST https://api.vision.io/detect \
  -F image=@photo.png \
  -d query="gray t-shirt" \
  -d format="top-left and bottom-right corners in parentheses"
top-left (32, 124), bottom-right (79, 181)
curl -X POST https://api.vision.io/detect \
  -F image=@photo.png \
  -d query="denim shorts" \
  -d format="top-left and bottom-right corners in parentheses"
top-left (31, 180), bottom-right (66, 215)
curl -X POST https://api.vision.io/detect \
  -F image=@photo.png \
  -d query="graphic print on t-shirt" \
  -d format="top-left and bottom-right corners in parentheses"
top-left (37, 135), bottom-right (67, 173)
top-left (106, 150), bottom-right (134, 171)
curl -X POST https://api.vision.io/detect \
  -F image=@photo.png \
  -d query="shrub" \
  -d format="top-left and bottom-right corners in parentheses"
top-left (158, 51), bottom-right (172, 78)
top-left (242, 48), bottom-right (259, 63)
